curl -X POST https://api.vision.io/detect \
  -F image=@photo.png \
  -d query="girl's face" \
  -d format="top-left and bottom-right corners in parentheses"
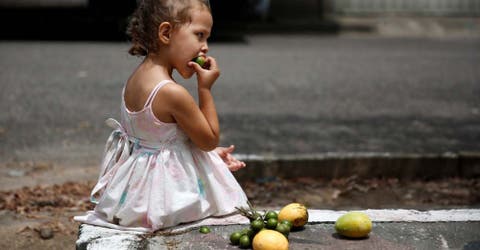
top-left (169, 6), bottom-right (213, 79)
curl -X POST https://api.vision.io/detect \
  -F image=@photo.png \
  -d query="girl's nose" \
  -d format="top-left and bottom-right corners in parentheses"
top-left (201, 43), bottom-right (209, 54)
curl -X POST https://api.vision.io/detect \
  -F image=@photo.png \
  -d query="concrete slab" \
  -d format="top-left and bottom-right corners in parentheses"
top-left (233, 152), bottom-right (480, 182)
top-left (77, 209), bottom-right (480, 250)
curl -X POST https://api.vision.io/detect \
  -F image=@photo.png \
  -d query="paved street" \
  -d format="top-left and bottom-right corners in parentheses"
top-left (1, 35), bottom-right (479, 166)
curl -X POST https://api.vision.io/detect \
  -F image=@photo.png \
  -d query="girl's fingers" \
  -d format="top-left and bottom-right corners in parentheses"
top-left (205, 56), bottom-right (218, 70)
top-left (226, 145), bottom-right (235, 153)
top-left (188, 61), bottom-right (203, 72)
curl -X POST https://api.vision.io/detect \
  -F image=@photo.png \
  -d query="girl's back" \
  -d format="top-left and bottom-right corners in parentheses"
top-left (124, 62), bottom-right (176, 124)
top-left (74, 77), bottom-right (248, 231)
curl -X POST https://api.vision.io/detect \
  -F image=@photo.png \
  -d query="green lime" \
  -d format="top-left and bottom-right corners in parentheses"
top-left (280, 220), bottom-right (293, 230)
top-left (250, 219), bottom-right (265, 232)
top-left (192, 56), bottom-right (206, 68)
top-left (230, 231), bottom-right (242, 245)
top-left (275, 223), bottom-right (290, 237)
top-left (240, 228), bottom-right (249, 235)
top-left (239, 234), bottom-right (251, 248)
top-left (265, 210), bottom-right (278, 220)
top-left (240, 227), bottom-right (255, 238)
top-left (199, 226), bottom-right (211, 234)
top-left (266, 218), bottom-right (278, 229)
top-left (246, 228), bottom-right (256, 239)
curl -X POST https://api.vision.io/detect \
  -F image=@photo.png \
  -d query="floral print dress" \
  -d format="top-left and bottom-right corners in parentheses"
top-left (74, 80), bottom-right (249, 232)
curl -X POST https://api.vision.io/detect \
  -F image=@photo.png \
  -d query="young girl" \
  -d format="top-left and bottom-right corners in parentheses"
top-left (75, 0), bottom-right (249, 232)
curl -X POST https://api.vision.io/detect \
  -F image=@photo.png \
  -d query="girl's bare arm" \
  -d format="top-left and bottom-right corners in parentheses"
top-left (158, 56), bottom-right (221, 151)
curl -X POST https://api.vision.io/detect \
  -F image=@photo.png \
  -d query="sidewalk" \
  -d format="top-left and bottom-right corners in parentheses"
top-left (234, 152), bottom-right (480, 182)
top-left (246, 16), bottom-right (480, 38)
top-left (77, 209), bottom-right (480, 249)
top-left (335, 16), bottom-right (480, 38)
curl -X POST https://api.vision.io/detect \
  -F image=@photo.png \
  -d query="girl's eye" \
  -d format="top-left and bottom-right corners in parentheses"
top-left (197, 32), bottom-right (204, 39)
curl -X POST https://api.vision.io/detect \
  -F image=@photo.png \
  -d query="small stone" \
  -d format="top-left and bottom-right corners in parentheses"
top-left (39, 227), bottom-right (54, 240)
top-left (8, 170), bottom-right (26, 177)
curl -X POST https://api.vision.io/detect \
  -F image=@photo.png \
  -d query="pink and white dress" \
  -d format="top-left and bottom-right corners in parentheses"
top-left (74, 80), bottom-right (249, 232)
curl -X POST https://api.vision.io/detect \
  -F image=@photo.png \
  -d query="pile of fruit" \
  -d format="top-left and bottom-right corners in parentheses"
top-left (198, 202), bottom-right (373, 249)
top-left (229, 202), bottom-right (308, 249)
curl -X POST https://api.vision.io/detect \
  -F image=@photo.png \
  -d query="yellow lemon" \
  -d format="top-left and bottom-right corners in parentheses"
top-left (335, 211), bottom-right (372, 238)
top-left (277, 203), bottom-right (309, 228)
top-left (252, 230), bottom-right (288, 250)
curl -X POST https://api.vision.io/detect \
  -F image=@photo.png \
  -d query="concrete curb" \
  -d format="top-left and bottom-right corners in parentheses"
top-left (233, 152), bottom-right (480, 182)
top-left (76, 209), bottom-right (480, 250)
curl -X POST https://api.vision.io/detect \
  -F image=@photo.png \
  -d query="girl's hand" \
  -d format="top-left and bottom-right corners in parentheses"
top-left (188, 56), bottom-right (220, 90)
top-left (215, 145), bottom-right (246, 172)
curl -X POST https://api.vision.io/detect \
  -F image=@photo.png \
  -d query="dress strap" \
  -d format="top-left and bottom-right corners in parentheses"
top-left (143, 80), bottom-right (173, 109)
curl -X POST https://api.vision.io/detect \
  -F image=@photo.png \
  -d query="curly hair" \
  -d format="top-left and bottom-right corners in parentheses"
top-left (126, 0), bottom-right (211, 56)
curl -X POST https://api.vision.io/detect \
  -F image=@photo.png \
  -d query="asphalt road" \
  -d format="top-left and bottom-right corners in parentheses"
top-left (1, 35), bottom-right (479, 166)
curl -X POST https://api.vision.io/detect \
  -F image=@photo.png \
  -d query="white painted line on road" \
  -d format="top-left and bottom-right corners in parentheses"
top-left (308, 209), bottom-right (480, 222)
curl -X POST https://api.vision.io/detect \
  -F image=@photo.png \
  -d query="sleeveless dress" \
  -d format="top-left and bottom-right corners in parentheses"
top-left (74, 80), bottom-right (249, 232)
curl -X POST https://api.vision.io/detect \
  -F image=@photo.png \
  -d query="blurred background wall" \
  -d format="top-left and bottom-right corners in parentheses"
top-left (1, 0), bottom-right (479, 40)
top-left (330, 0), bottom-right (480, 16)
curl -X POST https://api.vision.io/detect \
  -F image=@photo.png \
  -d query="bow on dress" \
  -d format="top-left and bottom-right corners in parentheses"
top-left (90, 118), bottom-right (132, 204)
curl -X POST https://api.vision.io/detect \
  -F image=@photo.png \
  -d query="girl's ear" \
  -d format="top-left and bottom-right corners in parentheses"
top-left (158, 22), bottom-right (172, 44)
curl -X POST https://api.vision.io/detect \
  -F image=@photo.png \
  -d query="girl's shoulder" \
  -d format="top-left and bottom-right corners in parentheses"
top-left (149, 80), bottom-right (197, 124)
top-left (154, 81), bottom-right (195, 107)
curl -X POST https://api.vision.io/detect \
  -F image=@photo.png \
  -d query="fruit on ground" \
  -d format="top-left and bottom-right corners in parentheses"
top-left (244, 228), bottom-right (255, 239)
top-left (335, 211), bottom-right (372, 238)
top-left (199, 226), bottom-right (211, 234)
top-left (280, 220), bottom-right (293, 230)
top-left (278, 203), bottom-right (309, 228)
top-left (239, 234), bottom-right (251, 248)
top-left (265, 210), bottom-right (278, 220)
top-left (230, 231), bottom-right (242, 245)
top-left (265, 218), bottom-right (278, 229)
top-left (275, 223), bottom-right (290, 237)
top-left (251, 219), bottom-right (265, 232)
top-left (252, 229), bottom-right (289, 250)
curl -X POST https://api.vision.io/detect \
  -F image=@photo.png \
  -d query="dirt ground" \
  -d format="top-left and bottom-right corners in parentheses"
top-left (0, 161), bottom-right (479, 249)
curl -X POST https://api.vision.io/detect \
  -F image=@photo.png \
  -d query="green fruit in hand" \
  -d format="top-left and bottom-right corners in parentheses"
top-left (265, 210), bottom-right (278, 220)
top-left (230, 231), bottom-right (242, 245)
top-left (192, 56), bottom-right (206, 68)
top-left (199, 226), bottom-right (211, 234)
top-left (266, 218), bottom-right (278, 229)
top-left (239, 234), bottom-right (251, 248)
top-left (251, 219), bottom-right (265, 232)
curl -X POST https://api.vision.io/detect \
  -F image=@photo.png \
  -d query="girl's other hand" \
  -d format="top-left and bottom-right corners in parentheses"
top-left (188, 56), bottom-right (220, 90)
top-left (215, 145), bottom-right (246, 172)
